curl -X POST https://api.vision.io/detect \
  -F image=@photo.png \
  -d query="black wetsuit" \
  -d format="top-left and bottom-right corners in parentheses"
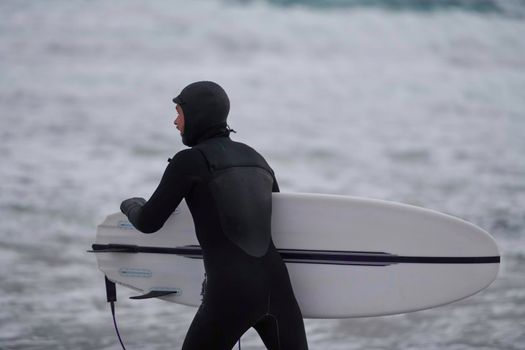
top-left (120, 82), bottom-right (308, 349)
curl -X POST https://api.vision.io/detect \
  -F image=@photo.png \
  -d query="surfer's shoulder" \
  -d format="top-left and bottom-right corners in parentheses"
top-left (167, 148), bottom-right (208, 172)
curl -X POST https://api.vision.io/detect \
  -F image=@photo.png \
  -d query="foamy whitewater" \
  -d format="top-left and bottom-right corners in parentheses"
top-left (1, 0), bottom-right (524, 349)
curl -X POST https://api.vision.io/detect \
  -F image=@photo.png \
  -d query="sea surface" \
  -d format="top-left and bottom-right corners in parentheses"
top-left (1, 0), bottom-right (524, 349)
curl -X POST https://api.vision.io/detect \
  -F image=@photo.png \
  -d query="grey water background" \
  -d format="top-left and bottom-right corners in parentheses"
top-left (1, 0), bottom-right (524, 349)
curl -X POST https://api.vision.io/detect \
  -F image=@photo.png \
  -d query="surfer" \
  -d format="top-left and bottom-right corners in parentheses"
top-left (120, 81), bottom-right (308, 350)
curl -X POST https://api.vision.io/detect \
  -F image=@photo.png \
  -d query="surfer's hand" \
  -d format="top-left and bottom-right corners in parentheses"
top-left (120, 197), bottom-right (147, 216)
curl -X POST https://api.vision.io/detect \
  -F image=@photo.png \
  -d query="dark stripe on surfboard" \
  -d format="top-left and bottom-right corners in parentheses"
top-left (90, 244), bottom-right (500, 266)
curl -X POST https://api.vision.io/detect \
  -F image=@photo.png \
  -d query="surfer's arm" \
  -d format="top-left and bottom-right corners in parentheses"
top-left (121, 149), bottom-right (200, 233)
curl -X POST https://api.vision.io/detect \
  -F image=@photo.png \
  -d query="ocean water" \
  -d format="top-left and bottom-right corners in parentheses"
top-left (1, 0), bottom-right (524, 349)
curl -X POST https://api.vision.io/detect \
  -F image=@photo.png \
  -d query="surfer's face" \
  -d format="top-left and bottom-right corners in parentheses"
top-left (174, 104), bottom-right (185, 135)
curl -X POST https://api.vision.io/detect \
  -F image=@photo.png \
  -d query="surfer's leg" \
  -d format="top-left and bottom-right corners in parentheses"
top-left (181, 303), bottom-right (248, 350)
top-left (275, 309), bottom-right (308, 350)
top-left (253, 287), bottom-right (308, 350)
top-left (253, 314), bottom-right (280, 349)
top-left (254, 310), bottom-right (308, 350)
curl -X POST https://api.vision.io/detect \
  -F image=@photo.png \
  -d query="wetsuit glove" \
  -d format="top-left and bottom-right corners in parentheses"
top-left (120, 197), bottom-right (146, 217)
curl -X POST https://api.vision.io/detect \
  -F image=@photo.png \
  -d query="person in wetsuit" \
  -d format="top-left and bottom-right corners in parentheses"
top-left (120, 81), bottom-right (309, 350)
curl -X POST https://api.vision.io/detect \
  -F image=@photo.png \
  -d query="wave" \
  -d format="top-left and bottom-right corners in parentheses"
top-left (231, 0), bottom-right (525, 17)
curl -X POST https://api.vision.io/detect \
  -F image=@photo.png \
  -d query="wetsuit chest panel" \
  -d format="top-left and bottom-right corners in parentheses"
top-left (209, 167), bottom-right (273, 257)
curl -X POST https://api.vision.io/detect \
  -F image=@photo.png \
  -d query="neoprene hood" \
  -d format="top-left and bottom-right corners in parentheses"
top-left (173, 81), bottom-right (230, 146)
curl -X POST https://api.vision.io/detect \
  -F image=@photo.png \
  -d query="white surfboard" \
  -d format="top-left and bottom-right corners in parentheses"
top-left (91, 193), bottom-right (500, 318)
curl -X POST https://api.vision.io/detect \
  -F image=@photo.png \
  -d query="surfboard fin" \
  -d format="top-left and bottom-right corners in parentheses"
top-left (130, 290), bottom-right (179, 300)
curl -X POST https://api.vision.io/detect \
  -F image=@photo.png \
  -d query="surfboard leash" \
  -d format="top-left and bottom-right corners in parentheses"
top-left (105, 276), bottom-right (128, 350)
